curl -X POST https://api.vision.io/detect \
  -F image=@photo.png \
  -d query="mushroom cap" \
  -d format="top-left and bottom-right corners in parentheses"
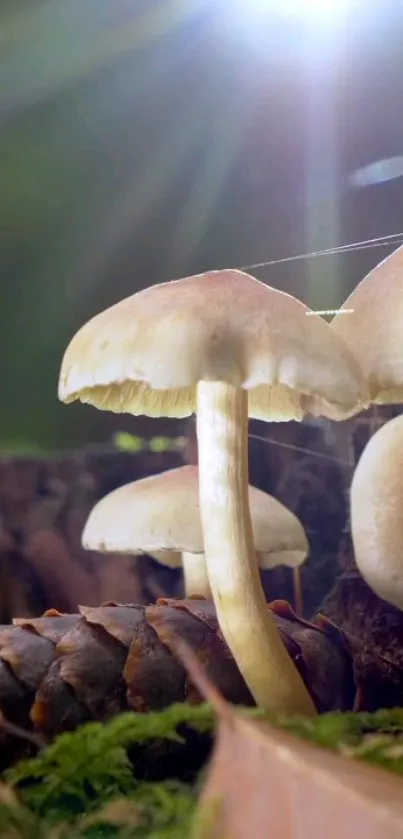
top-left (82, 464), bottom-right (309, 570)
top-left (332, 245), bottom-right (403, 404)
top-left (59, 269), bottom-right (367, 422)
top-left (350, 413), bottom-right (403, 609)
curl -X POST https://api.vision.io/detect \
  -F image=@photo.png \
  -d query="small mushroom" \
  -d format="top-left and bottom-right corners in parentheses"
top-left (81, 464), bottom-right (309, 599)
top-left (59, 269), bottom-right (367, 714)
top-left (350, 413), bottom-right (403, 610)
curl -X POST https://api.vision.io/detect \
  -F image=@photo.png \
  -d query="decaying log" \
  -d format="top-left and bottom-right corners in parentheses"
top-left (0, 418), bottom-right (351, 621)
top-left (0, 448), bottom-right (184, 619)
top-left (1, 411), bottom-right (400, 624)
top-left (0, 598), bottom-right (354, 769)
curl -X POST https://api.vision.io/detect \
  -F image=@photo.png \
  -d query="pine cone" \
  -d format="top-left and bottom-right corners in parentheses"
top-left (0, 598), bottom-right (353, 768)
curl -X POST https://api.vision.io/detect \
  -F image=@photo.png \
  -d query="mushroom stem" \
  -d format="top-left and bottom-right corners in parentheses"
top-left (293, 567), bottom-right (304, 616)
top-left (182, 552), bottom-right (211, 598)
top-left (196, 380), bottom-right (316, 715)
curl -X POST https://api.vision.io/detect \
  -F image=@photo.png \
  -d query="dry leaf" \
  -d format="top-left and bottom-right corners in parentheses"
top-left (196, 714), bottom-right (403, 839)
top-left (173, 639), bottom-right (403, 839)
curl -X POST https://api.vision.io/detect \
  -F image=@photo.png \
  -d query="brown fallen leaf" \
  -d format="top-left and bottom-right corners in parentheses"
top-left (174, 641), bottom-right (403, 839)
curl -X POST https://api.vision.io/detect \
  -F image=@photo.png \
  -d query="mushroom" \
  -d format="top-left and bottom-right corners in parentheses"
top-left (59, 268), bottom-right (367, 715)
top-left (332, 244), bottom-right (403, 407)
top-left (350, 413), bottom-right (403, 610)
top-left (81, 464), bottom-right (309, 600)
top-left (331, 245), bottom-right (403, 454)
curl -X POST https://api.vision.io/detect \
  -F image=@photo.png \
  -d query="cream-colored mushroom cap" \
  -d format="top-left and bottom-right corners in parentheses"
top-left (82, 465), bottom-right (308, 569)
top-left (332, 245), bottom-right (403, 404)
top-left (59, 269), bottom-right (368, 422)
top-left (350, 413), bottom-right (403, 609)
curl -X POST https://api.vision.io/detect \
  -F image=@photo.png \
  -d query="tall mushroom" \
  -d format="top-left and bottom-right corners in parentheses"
top-left (350, 413), bottom-right (403, 610)
top-left (81, 464), bottom-right (309, 599)
top-left (59, 268), bottom-right (367, 714)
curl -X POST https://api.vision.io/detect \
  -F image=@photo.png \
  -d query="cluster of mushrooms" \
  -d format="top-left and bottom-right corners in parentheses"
top-left (58, 244), bottom-right (403, 718)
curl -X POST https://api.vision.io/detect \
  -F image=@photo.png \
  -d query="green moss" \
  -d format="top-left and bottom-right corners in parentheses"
top-left (0, 782), bottom-right (195, 838)
top-left (4, 704), bottom-right (214, 831)
top-left (277, 707), bottom-right (403, 775)
top-left (2, 704), bottom-right (403, 838)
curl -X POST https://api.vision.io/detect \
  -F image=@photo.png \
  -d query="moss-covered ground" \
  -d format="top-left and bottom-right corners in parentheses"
top-left (2, 704), bottom-right (403, 837)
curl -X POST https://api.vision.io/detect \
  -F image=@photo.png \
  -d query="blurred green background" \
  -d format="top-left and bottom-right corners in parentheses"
top-left (2, 0), bottom-right (403, 452)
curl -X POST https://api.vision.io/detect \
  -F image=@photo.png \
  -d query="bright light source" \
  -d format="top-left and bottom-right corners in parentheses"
top-left (279, 0), bottom-right (346, 18)
top-left (230, 0), bottom-right (347, 23)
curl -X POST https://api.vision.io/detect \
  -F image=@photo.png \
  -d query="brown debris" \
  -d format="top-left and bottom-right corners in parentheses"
top-left (318, 532), bottom-right (403, 708)
top-left (321, 534), bottom-right (403, 664)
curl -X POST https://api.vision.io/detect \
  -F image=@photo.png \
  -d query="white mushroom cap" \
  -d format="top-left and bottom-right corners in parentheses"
top-left (82, 464), bottom-right (309, 570)
top-left (350, 413), bottom-right (403, 609)
top-left (59, 269), bottom-right (368, 422)
top-left (332, 245), bottom-right (403, 404)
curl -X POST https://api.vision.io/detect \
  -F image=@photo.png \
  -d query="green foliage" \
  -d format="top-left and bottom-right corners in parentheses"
top-left (3, 704), bottom-right (403, 838)
top-left (112, 432), bottom-right (186, 454)
top-left (278, 707), bottom-right (403, 774)
top-left (112, 432), bottom-right (147, 453)
top-left (148, 437), bottom-right (178, 454)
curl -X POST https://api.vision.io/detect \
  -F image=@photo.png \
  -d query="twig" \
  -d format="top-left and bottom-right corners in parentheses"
top-left (0, 712), bottom-right (46, 750)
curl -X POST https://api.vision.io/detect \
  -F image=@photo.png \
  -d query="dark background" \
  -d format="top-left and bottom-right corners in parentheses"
top-left (2, 0), bottom-right (403, 452)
